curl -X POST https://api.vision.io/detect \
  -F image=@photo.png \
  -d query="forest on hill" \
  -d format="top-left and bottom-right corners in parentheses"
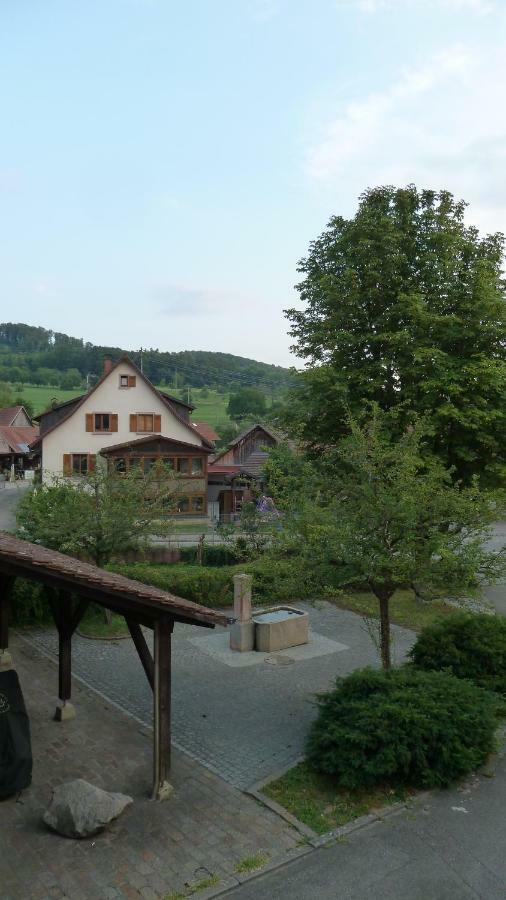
top-left (0, 323), bottom-right (293, 394)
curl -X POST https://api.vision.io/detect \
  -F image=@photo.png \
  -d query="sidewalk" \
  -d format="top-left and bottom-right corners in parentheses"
top-left (0, 637), bottom-right (299, 900)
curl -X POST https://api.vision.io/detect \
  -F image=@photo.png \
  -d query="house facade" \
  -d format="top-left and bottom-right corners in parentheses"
top-left (207, 424), bottom-right (280, 521)
top-left (0, 406), bottom-right (39, 478)
top-left (35, 356), bottom-right (213, 517)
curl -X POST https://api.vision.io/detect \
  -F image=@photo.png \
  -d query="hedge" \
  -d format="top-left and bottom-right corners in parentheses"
top-left (306, 667), bottom-right (498, 790)
top-left (409, 613), bottom-right (506, 694)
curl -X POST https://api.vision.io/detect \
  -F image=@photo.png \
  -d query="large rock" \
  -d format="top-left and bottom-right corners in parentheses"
top-left (43, 779), bottom-right (133, 838)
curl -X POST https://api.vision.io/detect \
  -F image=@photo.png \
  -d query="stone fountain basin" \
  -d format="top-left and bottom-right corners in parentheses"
top-left (253, 606), bottom-right (309, 652)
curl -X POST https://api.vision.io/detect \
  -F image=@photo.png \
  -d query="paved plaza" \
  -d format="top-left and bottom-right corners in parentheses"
top-left (23, 602), bottom-right (415, 789)
top-left (1, 636), bottom-right (300, 900)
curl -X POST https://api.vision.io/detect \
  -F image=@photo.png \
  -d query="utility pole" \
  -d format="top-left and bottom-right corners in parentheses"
top-left (139, 348), bottom-right (144, 374)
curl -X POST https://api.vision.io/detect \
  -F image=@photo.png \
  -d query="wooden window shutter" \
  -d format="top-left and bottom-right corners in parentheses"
top-left (63, 454), bottom-right (72, 476)
top-left (154, 414), bottom-right (161, 432)
top-left (128, 375), bottom-right (136, 387)
top-left (85, 413), bottom-right (93, 432)
top-left (130, 414), bottom-right (138, 432)
top-left (88, 454), bottom-right (96, 473)
top-left (111, 414), bottom-right (118, 432)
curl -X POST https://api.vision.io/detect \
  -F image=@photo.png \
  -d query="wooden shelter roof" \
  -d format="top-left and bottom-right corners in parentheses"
top-left (0, 532), bottom-right (230, 629)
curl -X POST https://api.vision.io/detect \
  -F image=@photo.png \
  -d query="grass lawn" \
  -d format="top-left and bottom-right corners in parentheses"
top-left (263, 761), bottom-right (409, 835)
top-left (12, 383), bottom-right (83, 415)
top-left (78, 607), bottom-right (130, 639)
top-left (332, 587), bottom-right (462, 632)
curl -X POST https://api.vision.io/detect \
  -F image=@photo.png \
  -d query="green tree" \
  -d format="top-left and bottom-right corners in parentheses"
top-left (0, 382), bottom-right (14, 408)
top-left (286, 186), bottom-right (506, 485)
top-left (227, 387), bottom-right (266, 421)
top-left (272, 410), bottom-right (505, 670)
top-left (59, 368), bottom-right (83, 390)
top-left (17, 463), bottom-right (176, 568)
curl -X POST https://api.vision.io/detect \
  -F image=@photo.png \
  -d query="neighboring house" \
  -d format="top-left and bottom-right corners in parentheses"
top-left (191, 422), bottom-right (220, 445)
top-left (0, 406), bottom-right (39, 477)
top-left (207, 424), bottom-right (280, 521)
top-left (34, 356), bottom-right (214, 518)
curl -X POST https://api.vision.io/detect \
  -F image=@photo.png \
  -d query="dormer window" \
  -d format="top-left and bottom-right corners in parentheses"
top-left (119, 374), bottom-right (136, 388)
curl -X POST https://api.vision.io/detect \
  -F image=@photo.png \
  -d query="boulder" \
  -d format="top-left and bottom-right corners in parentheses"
top-left (43, 779), bottom-right (133, 838)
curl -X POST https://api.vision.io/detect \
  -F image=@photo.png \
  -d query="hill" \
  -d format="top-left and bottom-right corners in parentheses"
top-left (0, 322), bottom-right (293, 395)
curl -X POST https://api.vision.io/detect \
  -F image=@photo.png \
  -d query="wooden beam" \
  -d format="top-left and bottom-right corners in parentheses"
top-left (126, 618), bottom-right (154, 690)
top-left (152, 616), bottom-right (174, 800)
top-left (0, 575), bottom-right (15, 668)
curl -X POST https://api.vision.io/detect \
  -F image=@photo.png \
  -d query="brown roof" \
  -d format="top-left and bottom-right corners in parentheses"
top-left (99, 434), bottom-right (213, 455)
top-left (0, 406), bottom-right (24, 425)
top-left (0, 425), bottom-right (39, 454)
top-left (0, 532), bottom-right (231, 628)
top-left (35, 356), bottom-right (213, 450)
top-left (192, 422), bottom-right (220, 443)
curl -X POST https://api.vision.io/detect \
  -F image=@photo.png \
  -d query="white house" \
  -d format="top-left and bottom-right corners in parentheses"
top-left (34, 356), bottom-right (213, 518)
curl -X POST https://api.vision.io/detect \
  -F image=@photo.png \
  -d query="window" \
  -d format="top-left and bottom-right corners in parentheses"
top-left (192, 496), bottom-right (204, 513)
top-left (176, 497), bottom-right (190, 513)
top-left (63, 453), bottom-right (95, 476)
top-left (94, 413), bottom-right (111, 432)
top-left (138, 414), bottom-right (154, 432)
top-left (143, 457), bottom-right (156, 473)
top-left (177, 457), bottom-right (189, 474)
top-left (162, 456), bottom-right (175, 470)
top-left (191, 457), bottom-right (203, 475)
top-left (114, 457), bottom-right (126, 474)
top-left (120, 375), bottom-right (129, 387)
top-left (120, 374), bottom-right (136, 388)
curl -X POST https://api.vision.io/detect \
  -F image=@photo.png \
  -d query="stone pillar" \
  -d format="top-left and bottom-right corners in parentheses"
top-left (230, 574), bottom-right (255, 652)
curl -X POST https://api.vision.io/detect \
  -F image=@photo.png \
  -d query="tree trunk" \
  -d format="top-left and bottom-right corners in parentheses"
top-left (370, 585), bottom-right (394, 670)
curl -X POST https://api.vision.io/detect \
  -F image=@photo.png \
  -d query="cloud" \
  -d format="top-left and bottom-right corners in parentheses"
top-left (304, 36), bottom-right (506, 236)
top-left (153, 283), bottom-right (233, 318)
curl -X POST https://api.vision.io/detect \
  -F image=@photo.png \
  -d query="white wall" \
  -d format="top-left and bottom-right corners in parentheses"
top-left (42, 361), bottom-right (202, 481)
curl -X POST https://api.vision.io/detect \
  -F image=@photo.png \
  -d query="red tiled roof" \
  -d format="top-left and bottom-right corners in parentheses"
top-left (0, 531), bottom-right (231, 628)
top-left (0, 406), bottom-right (23, 425)
top-left (192, 422), bottom-right (220, 443)
top-left (0, 425), bottom-right (39, 454)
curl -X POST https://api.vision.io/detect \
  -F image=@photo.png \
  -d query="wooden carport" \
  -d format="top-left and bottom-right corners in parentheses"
top-left (0, 532), bottom-right (231, 800)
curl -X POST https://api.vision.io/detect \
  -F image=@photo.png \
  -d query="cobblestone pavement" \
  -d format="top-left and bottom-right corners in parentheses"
top-left (1, 637), bottom-right (300, 900)
top-left (23, 603), bottom-right (415, 789)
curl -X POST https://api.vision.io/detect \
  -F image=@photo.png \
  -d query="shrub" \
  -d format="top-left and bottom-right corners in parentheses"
top-left (306, 667), bottom-right (497, 790)
top-left (110, 557), bottom-right (315, 607)
top-left (10, 579), bottom-right (51, 626)
top-left (410, 613), bottom-right (506, 694)
top-left (179, 545), bottom-right (243, 566)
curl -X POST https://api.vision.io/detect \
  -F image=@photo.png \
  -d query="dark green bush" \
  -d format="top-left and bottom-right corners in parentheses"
top-left (179, 545), bottom-right (243, 566)
top-left (111, 557), bottom-right (314, 607)
top-left (306, 667), bottom-right (497, 790)
top-left (10, 579), bottom-right (51, 626)
top-left (410, 613), bottom-right (506, 694)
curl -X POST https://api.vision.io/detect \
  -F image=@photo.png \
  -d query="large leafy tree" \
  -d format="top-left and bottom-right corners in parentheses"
top-left (268, 410), bottom-right (506, 670)
top-left (286, 186), bottom-right (506, 485)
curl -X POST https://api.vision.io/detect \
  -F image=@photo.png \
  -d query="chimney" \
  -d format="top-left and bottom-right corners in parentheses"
top-left (103, 357), bottom-right (113, 376)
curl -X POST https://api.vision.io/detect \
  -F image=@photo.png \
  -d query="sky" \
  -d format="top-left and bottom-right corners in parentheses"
top-left (1, 0), bottom-right (505, 367)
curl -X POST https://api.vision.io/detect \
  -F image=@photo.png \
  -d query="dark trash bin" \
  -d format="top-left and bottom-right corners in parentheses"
top-left (0, 669), bottom-right (32, 799)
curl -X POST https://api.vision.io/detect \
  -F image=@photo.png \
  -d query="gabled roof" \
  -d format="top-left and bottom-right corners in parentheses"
top-left (0, 406), bottom-right (30, 426)
top-left (35, 356), bottom-right (213, 450)
top-left (212, 423), bottom-right (280, 464)
top-left (192, 422), bottom-right (220, 444)
top-left (99, 434), bottom-right (213, 455)
top-left (0, 425), bottom-right (39, 455)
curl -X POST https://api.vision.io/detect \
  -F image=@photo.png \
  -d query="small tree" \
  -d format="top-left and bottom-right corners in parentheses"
top-left (17, 463), bottom-right (176, 569)
top-left (274, 410), bottom-right (506, 669)
top-left (227, 387), bottom-right (266, 421)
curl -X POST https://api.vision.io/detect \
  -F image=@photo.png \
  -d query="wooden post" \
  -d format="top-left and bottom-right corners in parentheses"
top-left (0, 575), bottom-right (15, 669)
top-left (152, 616), bottom-right (174, 800)
top-left (53, 591), bottom-right (76, 721)
top-left (126, 618), bottom-right (154, 689)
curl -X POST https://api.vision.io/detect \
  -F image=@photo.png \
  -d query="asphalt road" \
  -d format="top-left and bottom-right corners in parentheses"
top-left (0, 482), bottom-right (30, 531)
top-left (224, 754), bottom-right (506, 900)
